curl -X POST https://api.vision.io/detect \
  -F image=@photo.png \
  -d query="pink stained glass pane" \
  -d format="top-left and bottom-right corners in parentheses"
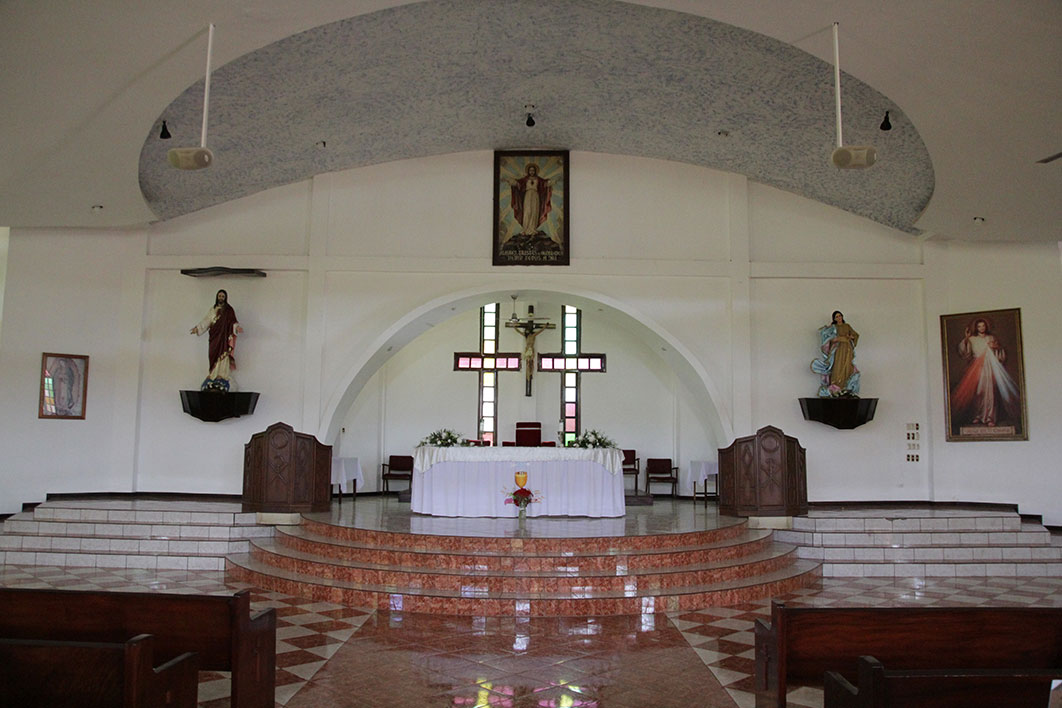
top-left (541, 359), bottom-right (552, 370)
top-left (497, 359), bottom-right (509, 369)
top-left (565, 419), bottom-right (576, 432)
top-left (471, 357), bottom-right (482, 368)
top-left (509, 357), bottom-right (520, 369)
top-left (578, 358), bottom-right (589, 370)
top-left (590, 358), bottom-right (602, 370)
top-left (458, 357), bottom-right (471, 368)
top-left (565, 403), bottom-right (576, 417)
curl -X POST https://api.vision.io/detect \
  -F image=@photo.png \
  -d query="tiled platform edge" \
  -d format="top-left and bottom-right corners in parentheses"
top-left (773, 508), bottom-right (1062, 578)
top-left (225, 516), bottom-right (821, 616)
top-left (0, 500), bottom-right (274, 571)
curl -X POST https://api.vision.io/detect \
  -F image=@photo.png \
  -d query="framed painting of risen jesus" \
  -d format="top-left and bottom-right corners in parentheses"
top-left (493, 150), bottom-right (569, 266)
top-left (940, 308), bottom-right (1028, 442)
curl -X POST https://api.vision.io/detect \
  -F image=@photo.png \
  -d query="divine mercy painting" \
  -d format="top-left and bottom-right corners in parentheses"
top-left (493, 150), bottom-right (569, 266)
top-left (940, 308), bottom-right (1028, 442)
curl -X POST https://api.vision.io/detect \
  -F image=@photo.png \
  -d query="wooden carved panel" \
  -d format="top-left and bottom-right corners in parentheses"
top-left (243, 422), bottom-right (331, 513)
top-left (718, 425), bottom-right (807, 517)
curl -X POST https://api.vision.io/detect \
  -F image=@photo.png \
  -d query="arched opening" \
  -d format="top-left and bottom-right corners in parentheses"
top-left (319, 287), bottom-right (733, 459)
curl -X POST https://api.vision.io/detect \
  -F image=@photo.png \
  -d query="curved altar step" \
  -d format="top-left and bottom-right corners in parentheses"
top-left (226, 513), bottom-right (821, 616)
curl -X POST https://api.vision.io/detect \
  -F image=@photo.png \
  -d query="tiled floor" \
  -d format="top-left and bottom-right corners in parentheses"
top-left (3, 563), bottom-right (1060, 708)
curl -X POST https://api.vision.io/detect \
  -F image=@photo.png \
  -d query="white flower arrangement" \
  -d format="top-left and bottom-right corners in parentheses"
top-left (567, 429), bottom-right (617, 449)
top-left (417, 428), bottom-right (469, 447)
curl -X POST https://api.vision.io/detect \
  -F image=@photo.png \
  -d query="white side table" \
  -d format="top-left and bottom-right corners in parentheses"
top-left (331, 457), bottom-right (365, 504)
top-left (690, 460), bottom-right (718, 506)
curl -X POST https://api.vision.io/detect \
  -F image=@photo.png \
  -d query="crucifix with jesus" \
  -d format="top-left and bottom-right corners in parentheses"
top-left (505, 302), bottom-right (555, 397)
top-left (453, 300), bottom-right (608, 446)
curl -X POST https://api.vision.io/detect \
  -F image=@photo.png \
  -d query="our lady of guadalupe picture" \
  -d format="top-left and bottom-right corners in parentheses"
top-left (493, 150), bottom-right (569, 266)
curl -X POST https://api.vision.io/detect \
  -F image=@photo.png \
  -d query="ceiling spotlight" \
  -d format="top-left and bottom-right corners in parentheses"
top-left (880, 111), bottom-right (892, 131)
top-left (159, 120), bottom-right (171, 139)
top-left (526, 113), bottom-right (535, 127)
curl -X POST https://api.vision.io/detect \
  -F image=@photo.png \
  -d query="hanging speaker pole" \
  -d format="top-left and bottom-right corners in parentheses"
top-left (830, 21), bottom-right (876, 169)
top-left (168, 23), bottom-right (216, 170)
top-left (200, 22), bottom-right (214, 148)
top-left (832, 22), bottom-right (843, 149)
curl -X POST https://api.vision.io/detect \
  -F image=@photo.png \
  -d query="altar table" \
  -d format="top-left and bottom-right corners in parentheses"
top-left (412, 447), bottom-right (625, 518)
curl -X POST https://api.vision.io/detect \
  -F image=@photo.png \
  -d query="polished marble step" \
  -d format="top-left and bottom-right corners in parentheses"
top-left (232, 508), bottom-right (822, 615)
top-left (773, 508), bottom-right (1062, 577)
top-left (0, 499), bottom-right (273, 570)
top-left (274, 522), bottom-right (777, 571)
top-left (225, 551), bottom-right (821, 616)
top-left (298, 513), bottom-right (750, 553)
top-left (247, 533), bottom-right (799, 594)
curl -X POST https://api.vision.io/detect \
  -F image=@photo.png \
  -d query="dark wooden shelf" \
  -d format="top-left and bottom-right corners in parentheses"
top-left (180, 267), bottom-right (266, 278)
top-left (180, 390), bottom-right (259, 422)
top-left (799, 397), bottom-right (878, 430)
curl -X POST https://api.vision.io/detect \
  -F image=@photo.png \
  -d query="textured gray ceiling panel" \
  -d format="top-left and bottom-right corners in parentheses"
top-left (139, 0), bottom-right (933, 231)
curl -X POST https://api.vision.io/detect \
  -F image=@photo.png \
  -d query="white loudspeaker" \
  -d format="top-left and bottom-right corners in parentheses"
top-left (831, 146), bottom-right (877, 169)
top-left (167, 147), bottom-right (214, 170)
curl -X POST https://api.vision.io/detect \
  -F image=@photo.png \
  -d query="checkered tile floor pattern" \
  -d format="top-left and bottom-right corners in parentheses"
top-left (3, 564), bottom-right (1060, 708)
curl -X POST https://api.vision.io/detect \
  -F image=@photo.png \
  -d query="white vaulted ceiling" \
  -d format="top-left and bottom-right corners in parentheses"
top-left (1, 0), bottom-right (1059, 242)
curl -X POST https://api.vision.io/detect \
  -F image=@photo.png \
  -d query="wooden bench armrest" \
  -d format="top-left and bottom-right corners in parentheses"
top-left (151, 651), bottom-right (200, 708)
top-left (823, 669), bottom-right (860, 708)
top-left (754, 616), bottom-right (782, 708)
top-left (231, 605), bottom-right (277, 708)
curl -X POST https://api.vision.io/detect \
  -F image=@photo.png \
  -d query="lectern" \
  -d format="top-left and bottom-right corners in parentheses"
top-left (243, 422), bottom-right (331, 513)
top-left (718, 425), bottom-right (807, 517)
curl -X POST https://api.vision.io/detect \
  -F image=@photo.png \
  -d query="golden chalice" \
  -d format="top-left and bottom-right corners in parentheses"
top-left (514, 470), bottom-right (527, 489)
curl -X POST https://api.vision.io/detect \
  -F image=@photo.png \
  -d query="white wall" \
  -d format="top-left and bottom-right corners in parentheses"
top-left (0, 227), bottom-right (8, 342)
top-left (924, 241), bottom-right (1062, 518)
top-left (1, 151), bottom-right (1059, 524)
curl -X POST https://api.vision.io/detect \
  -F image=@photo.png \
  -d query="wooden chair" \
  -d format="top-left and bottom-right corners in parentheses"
top-left (621, 449), bottom-right (640, 492)
top-left (644, 458), bottom-right (678, 497)
top-left (381, 454), bottom-right (414, 493)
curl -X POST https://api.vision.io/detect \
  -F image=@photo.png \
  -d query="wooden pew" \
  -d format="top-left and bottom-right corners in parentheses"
top-left (0, 587), bottom-right (276, 708)
top-left (754, 601), bottom-right (1062, 708)
top-left (0, 633), bottom-right (199, 708)
top-left (823, 655), bottom-right (1058, 708)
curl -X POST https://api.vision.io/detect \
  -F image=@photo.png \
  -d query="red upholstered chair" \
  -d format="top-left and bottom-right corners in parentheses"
top-left (540, 441), bottom-right (556, 447)
top-left (644, 458), bottom-right (679, 497)
top-left (381, 455), bottom-right (414, 494)
top-left (515, 421), bottom-right (542, 447)
top-left (502, 441), bottom-right (516, 447)
top-left (622, 449), bottom-right (640, 492)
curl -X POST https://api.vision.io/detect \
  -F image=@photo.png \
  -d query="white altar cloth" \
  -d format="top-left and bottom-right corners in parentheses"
top-left (412, 447), bottom-right (625, 518)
